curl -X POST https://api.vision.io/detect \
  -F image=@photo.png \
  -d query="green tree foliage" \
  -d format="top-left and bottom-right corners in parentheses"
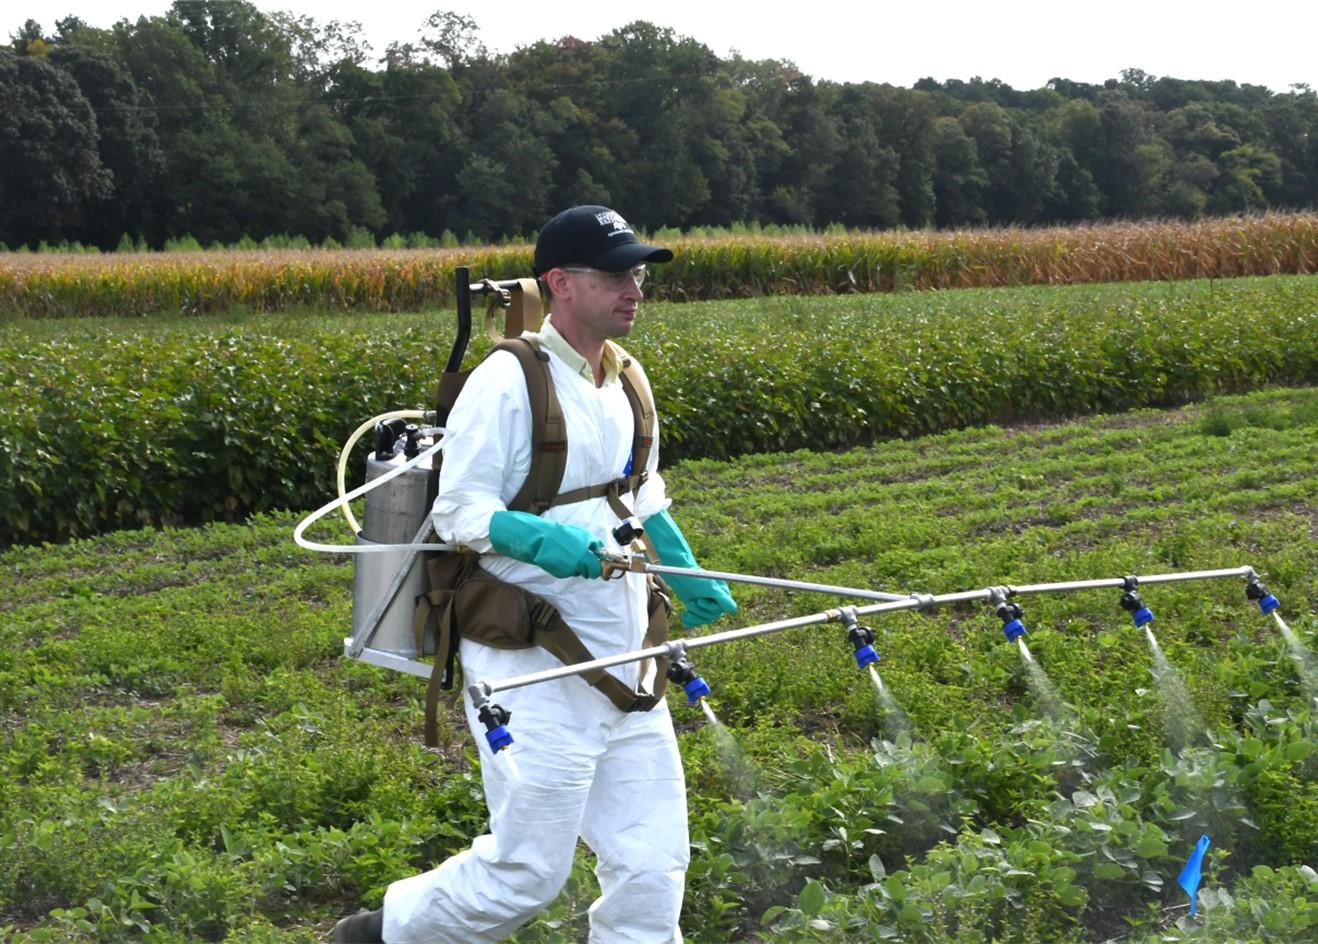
top-left (0, 45), bottom-right (111, 245)
top-left (931, 117), bottom-right (988, 227)
top-left (46, 31), bottom-right (165, 247)
top-left (290, 104), bottom-right (386, 240)
top-left (3, 3), bottom-right (1317, 248)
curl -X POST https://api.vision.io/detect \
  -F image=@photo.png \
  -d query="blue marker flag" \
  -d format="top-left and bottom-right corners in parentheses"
top-left (1178, 834), bottom-right (1211, 915)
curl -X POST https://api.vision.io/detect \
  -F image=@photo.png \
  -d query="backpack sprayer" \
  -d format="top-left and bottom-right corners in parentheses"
top-left (293, 267), bottom-right (529, 678)
top-left (293, 269), bottom-right (1291, 756)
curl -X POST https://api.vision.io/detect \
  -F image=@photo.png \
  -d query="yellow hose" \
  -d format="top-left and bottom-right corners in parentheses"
top-left (336, 410), bottom-right (428, 534)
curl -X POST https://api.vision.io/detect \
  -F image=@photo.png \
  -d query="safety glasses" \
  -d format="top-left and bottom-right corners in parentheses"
top-left (559, 264), bottom-right (648, 290)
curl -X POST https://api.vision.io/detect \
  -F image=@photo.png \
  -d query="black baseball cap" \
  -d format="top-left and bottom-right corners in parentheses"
top-left (533, 205), bottom-right (673, 276)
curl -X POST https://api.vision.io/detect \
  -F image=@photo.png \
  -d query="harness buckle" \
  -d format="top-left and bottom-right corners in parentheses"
top-left (624, 694), bottom-right (658, 712)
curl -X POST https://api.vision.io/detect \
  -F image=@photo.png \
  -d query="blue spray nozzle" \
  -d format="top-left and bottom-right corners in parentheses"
top-left (485, 725), bottom-right (514, 753)
top-left (843, 611), bottom-right (878, 669)
top-left (683, 676), bottom-right (711, 704)
top-left (667, 647), bottom-right (710, 705)
top-left (1245, 575), bottom-right (1280, 615)
top-left (993, 594), bottom-right (1025, 642)
top-left (1120, 585), bottom-right (1153, 627)
top-left (477, 698), bottom-right (513, 753)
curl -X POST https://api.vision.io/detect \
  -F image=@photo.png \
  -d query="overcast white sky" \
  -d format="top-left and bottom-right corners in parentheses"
top-left (19, 0), bottom-right (1318, 93)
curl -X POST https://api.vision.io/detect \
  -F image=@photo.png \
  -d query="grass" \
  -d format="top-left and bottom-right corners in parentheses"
top-left (2, 386), bottom-right (1316, 941)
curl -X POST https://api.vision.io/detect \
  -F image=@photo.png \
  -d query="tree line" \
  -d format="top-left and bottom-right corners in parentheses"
top-left (3, 1), bottom-right (1316, 250)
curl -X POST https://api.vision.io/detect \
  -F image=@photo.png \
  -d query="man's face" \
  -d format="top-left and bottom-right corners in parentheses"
top-left (555, 266), bottom-right (645, 341)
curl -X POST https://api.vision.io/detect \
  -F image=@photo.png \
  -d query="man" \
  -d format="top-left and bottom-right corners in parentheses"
top-left (332, 206), bottom-right (737, 943)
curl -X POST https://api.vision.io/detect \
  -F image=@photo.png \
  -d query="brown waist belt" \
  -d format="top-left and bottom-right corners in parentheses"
top-left (414, 551), bottom-right (673, 747)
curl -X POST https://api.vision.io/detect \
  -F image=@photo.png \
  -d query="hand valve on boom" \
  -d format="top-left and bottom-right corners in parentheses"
top-left (595, 548), bottom-right (648, 580)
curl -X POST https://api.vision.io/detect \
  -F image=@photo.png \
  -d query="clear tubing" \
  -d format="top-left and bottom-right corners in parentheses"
top-left (334, 410), bottom-right (428, 534)
top-left (293, 433), bottom-right (459, 554)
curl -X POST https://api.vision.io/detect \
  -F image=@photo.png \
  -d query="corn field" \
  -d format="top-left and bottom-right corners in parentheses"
top-left (2, 213), bottom-right (1317, 318)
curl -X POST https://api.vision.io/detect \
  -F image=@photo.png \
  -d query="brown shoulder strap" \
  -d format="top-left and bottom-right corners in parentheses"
top-left (618, 353), bottom-right (656, 490)
top-left (540, 349), bottom-right (655, 514)
top-left (434, 368), bottom-right (469, 419)
top-left (437, 338), bottom-right (651, 519)
top-left (495, 337), bottom-right (567, 515)
top-left (483, 278), bottom-right (543, 343)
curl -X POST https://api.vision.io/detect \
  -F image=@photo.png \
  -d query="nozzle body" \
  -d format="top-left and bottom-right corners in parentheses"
top-left (667, 649), bottom-right (711, 705)
top-left (1245, 575), bottom-right (1280, 614)
top-left (1120, 587), bottom-right (1155, 628)
top-left (994, 596), bottom-right (1027, 641)
top-left (847, 623), bottom-right (879, 668)
top-left (477, 701), bottom-right (514, 753)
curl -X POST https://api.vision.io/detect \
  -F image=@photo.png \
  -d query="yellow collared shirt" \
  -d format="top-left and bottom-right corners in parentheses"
top-left (537, 315), bottom-right (622, 387)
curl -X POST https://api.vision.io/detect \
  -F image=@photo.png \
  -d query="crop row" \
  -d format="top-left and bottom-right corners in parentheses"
top-left (1, 213), bottom-right (1316, 318)
top-left (1, 388), bottom-right (1315, 940)
top-left (2, 275), bottom-right (1316, 547)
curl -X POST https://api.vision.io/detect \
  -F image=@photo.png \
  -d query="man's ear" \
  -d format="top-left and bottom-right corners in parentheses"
top-left (543, 268), bottom-right (573, 301)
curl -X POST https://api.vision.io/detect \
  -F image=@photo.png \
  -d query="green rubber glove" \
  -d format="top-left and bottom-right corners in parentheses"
top-left (488, 510), bottom-right (604, 579)
top-left (644, 509), bottom-right (737, 628)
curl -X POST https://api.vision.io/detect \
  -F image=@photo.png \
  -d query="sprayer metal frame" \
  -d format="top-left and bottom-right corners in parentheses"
top-left (344, 267), bottom-right (528, 679)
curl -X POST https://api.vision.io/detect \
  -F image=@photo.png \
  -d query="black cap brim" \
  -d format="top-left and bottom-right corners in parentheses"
top-left (583, 242), bottom-right (674, 272)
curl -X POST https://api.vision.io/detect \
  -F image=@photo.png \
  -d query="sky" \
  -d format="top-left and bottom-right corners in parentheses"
top-left (20, 0), bottom-right (1318, 93)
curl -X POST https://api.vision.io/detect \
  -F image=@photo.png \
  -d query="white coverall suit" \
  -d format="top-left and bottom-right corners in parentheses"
top-left (382, 318), bottom-right (689, 943)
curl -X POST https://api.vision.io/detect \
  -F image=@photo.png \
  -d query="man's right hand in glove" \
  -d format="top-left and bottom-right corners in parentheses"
top-left (488, 510), bottom-right (604, 579)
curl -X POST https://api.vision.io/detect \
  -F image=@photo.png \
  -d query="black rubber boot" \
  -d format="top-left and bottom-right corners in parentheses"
top-left (329, 908), bottom-right (384, 943)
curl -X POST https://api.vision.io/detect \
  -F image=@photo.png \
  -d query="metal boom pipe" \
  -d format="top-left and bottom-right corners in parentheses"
top-left (471, 565), bottom-right (1261, 698)
top-left (478, 602), bottom-right (907, 697)
top-left (636, 561), bottom-right (908, 602)
top-left (1009, 566), bottom-right (1254, 595)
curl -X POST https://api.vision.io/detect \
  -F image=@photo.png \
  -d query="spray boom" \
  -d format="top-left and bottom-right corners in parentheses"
top-left (466, 566), bottom-right (1272, 708)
